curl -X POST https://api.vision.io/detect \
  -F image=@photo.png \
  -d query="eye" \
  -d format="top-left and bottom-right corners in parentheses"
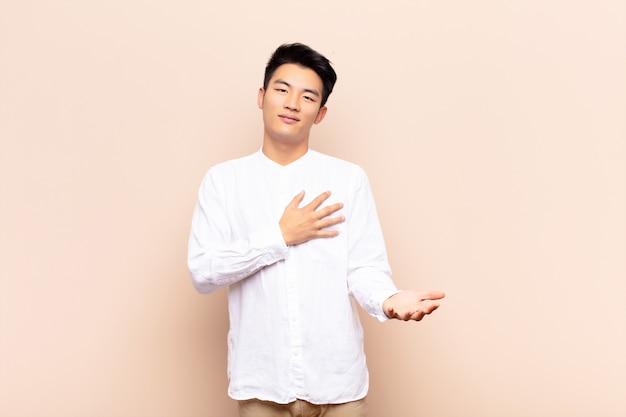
top-left (275, 88), bottom-right (288, 93)
top-left (303, 95), bottom-right (315, 102)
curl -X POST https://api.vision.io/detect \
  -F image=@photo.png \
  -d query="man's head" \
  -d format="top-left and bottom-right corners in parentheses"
top-left (263, 43), bottom-right (337, 107)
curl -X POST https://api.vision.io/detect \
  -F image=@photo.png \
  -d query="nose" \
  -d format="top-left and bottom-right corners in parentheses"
top-left (284, 93), bottom-right (300, 111)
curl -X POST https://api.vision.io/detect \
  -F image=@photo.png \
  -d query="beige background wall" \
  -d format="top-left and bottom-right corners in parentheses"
top-left (1, 1), bottom-right (624, 416)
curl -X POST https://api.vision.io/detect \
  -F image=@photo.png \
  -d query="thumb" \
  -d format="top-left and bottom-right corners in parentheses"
top-left (420, 291), bottom-right (446, 301)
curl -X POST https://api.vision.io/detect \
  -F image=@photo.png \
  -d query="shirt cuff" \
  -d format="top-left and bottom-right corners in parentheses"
top-left (249, 223), bottom-right (290, 264)
top-left (372, 289), bottom-right (403, 322)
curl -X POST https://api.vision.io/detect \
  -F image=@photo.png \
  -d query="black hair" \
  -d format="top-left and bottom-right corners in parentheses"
top-left (263, 43), bottom-right (337, 107)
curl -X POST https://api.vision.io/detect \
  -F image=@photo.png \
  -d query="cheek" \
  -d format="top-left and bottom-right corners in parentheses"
top-left (260, 101), bottom-right (277, 119)
top-left (304, 104), bottom-right (321, 118)
top-left (310, 109), bottom-right (325, 124)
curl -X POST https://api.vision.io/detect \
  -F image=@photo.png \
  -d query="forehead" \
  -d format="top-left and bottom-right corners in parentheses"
top-left (270, 63), bottom-right (323, 91)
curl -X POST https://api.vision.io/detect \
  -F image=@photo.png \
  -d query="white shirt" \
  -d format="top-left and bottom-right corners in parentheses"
top-left (188, 149), bottom-right (399, 404)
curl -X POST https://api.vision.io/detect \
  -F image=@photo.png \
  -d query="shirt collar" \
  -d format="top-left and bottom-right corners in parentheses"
top-left (257, 148), bottom-right (313, 170)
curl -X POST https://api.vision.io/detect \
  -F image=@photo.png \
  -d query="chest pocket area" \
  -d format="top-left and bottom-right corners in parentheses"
top-left (304, 223), bottom-right (348, 263)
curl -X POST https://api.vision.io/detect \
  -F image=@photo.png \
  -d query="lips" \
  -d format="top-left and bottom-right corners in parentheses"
top-left (278, 114), bottom-right (300, 124)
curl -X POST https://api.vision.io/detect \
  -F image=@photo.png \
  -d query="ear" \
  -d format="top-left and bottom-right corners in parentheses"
top-left (257, 88), bottom-right (265, 109)
top-left (314, 106), bottom-right (327, 124)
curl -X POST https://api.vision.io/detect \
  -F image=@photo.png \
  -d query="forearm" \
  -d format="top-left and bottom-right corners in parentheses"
top-left (348, 266), bottom-right (400, 320)
top-left (188, 225), bottom-right (288, 293)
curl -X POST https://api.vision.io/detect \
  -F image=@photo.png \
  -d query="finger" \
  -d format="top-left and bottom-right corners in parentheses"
top-left (317, 202), bottom-right (344, 219)
top-left (316, 215), bottom-right (345, 229)
top-left (315, 229), bottom-right (340, 239)
top-left (288, 190), bottom-right (305, 208)
top-left (419, 291), bottom-right (446, 301)
top-left (423, 303), bottom-right (440, 314)
top-left (307, 191), bottom-right (332, 210)
top-left (411, 311), bottom-right (426, 321)
top-left (411, 303), bottom-right (439, 320)
top-left (393, 309), bottom-right (412, 321)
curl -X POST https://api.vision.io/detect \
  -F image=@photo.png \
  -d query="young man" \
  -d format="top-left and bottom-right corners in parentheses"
top-left (188, 43), bottom-right (445, 417)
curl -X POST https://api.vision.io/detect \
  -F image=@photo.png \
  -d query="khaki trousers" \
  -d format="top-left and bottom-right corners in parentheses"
top-left (238, 398), bottom-right (367, 417)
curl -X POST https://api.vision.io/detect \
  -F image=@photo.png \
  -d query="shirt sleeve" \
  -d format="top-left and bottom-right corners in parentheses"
top-left (187, 170), bottom-right (289, 294)
top-left (346, 169), bottom-right (400, 321)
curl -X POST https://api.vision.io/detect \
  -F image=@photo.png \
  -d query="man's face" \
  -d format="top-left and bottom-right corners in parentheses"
top-left (258, 63), bottom-right (327, 146)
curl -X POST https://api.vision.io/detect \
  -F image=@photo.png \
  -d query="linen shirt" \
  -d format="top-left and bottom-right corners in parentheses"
top-left (188, 149), bottom-right (399, 404)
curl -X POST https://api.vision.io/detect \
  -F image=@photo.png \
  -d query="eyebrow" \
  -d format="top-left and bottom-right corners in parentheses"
top-left (273, 79), bottom-right (320, 97)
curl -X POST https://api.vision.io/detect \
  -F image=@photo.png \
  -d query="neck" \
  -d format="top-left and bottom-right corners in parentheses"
top-left (262, 137), bottom-right (309, 166)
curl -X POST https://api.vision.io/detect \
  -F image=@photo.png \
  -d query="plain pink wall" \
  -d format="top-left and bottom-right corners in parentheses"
top-left (1, 1), bottom-right (624, 416)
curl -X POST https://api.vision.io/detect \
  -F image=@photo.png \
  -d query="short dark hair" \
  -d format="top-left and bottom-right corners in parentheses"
top-left (263, 43), bottom-right (337, 107)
